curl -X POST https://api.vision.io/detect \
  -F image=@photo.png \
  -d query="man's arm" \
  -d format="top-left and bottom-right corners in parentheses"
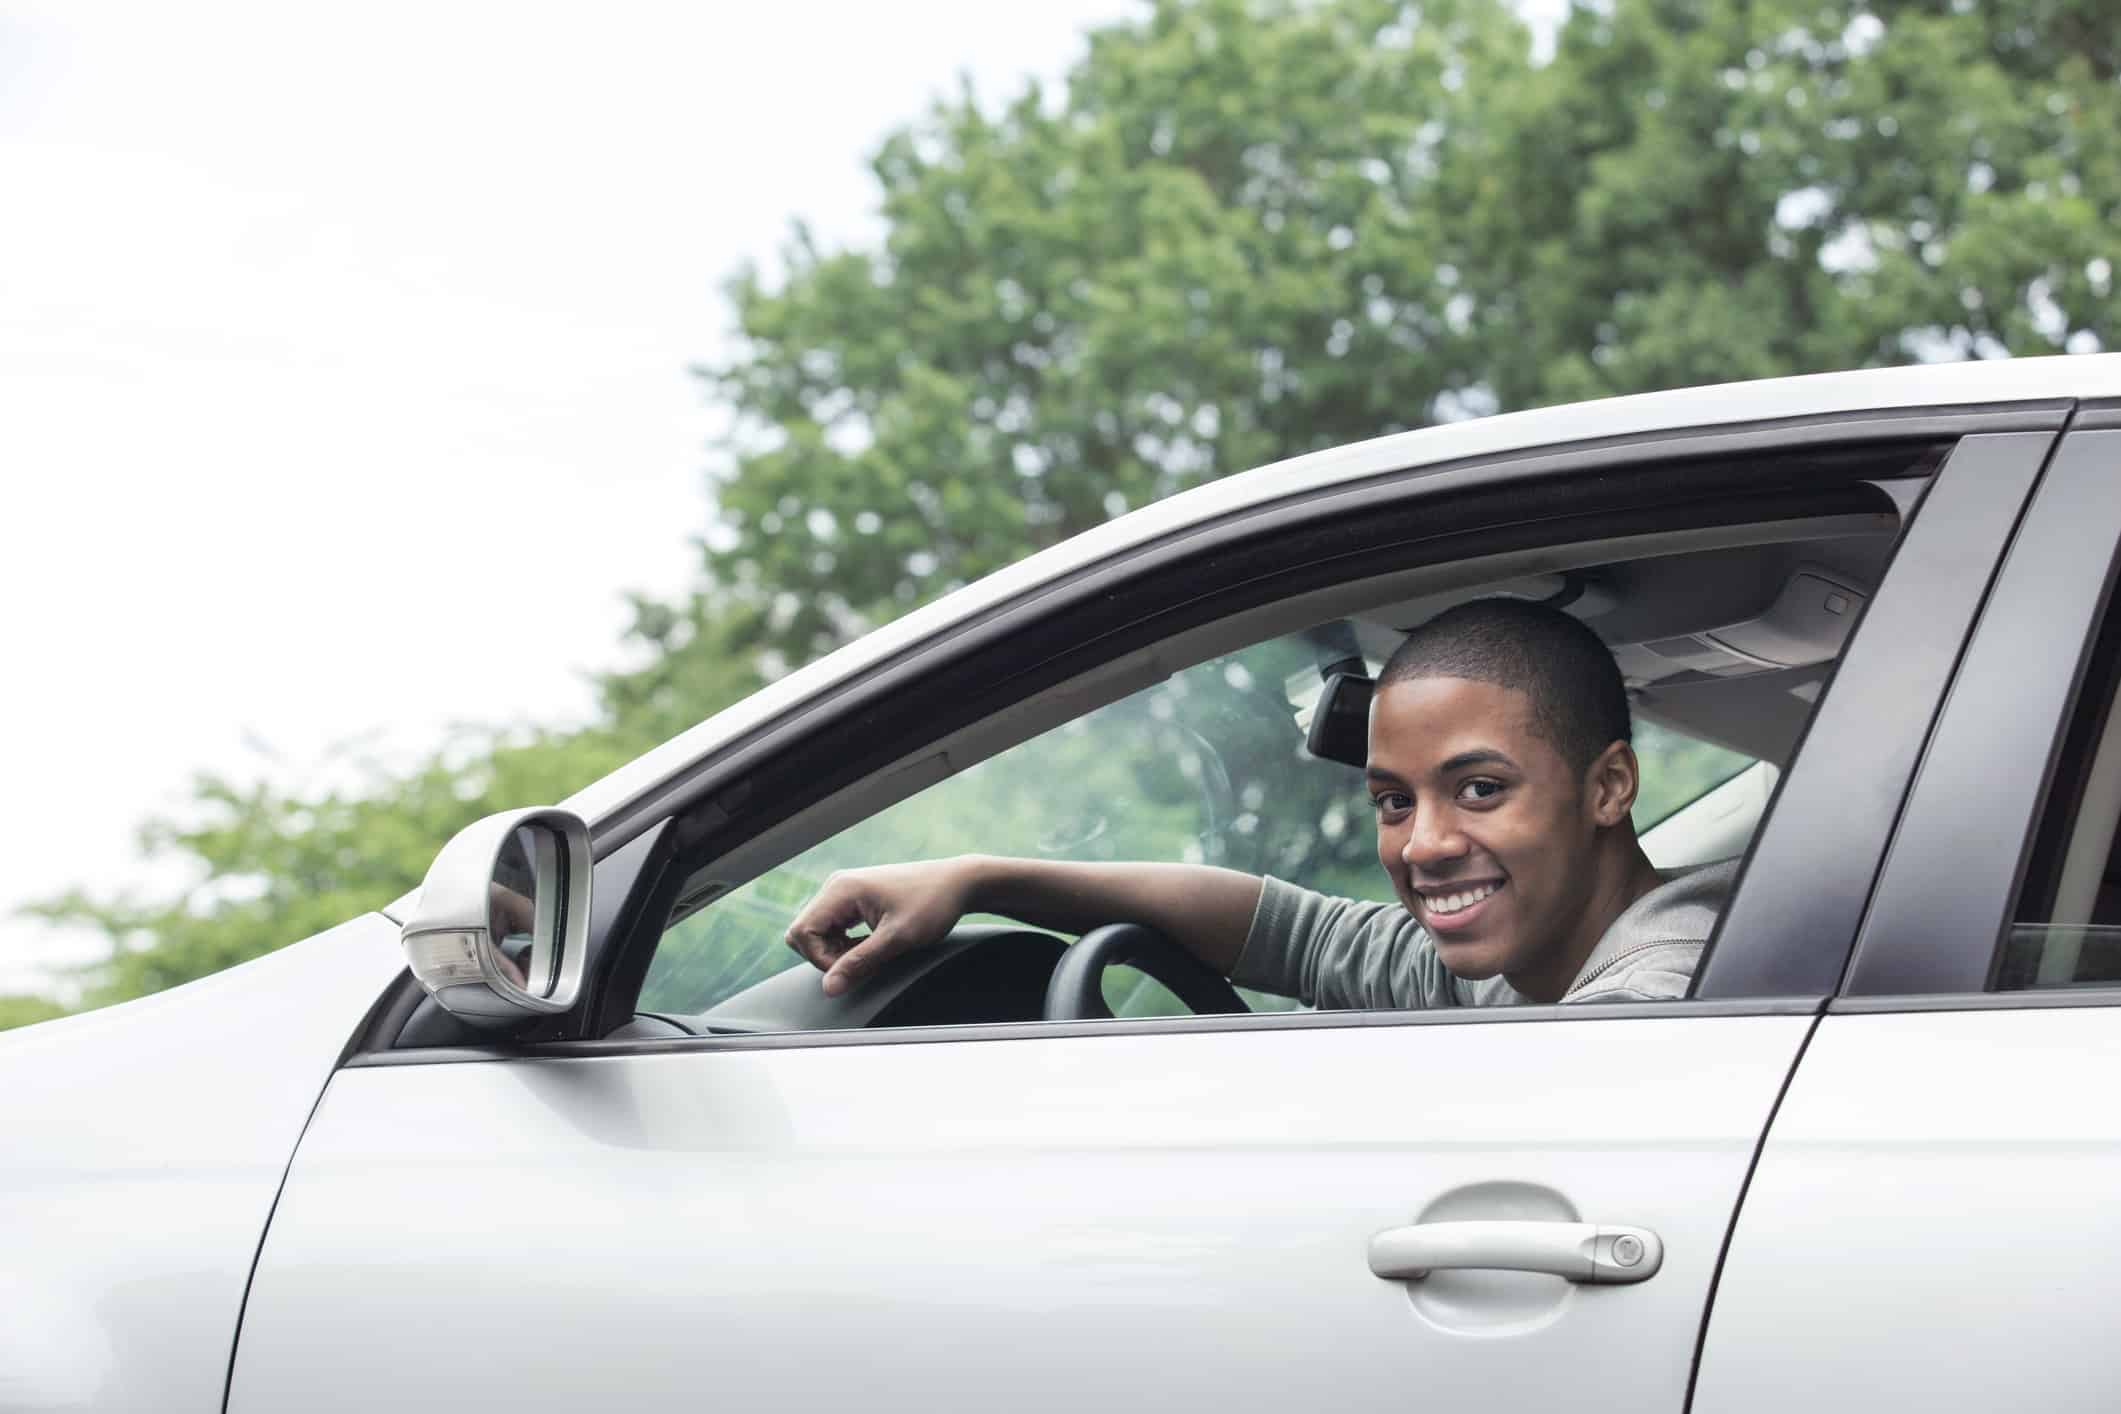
top-left (784, 855), bottom-right (1264, 996)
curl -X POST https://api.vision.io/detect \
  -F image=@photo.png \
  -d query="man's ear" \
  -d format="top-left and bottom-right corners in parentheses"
top-left (1585, 741), bottom-right (1639, 828)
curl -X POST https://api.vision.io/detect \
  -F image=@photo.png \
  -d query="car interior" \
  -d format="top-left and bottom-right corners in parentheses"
top-left (594, 476), bottom-right (1921, 1041)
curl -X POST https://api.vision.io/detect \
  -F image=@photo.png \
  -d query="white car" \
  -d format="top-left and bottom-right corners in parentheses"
top-left (7, 357), bottom-right (2121, 1413)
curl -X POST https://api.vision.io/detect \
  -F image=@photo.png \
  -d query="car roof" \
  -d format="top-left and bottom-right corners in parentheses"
top-left (564, 355), bottom-right (2121, 829)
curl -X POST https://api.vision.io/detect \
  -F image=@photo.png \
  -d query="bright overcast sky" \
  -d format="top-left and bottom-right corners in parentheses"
top-left (0, 0), bottom-right (1143, 994)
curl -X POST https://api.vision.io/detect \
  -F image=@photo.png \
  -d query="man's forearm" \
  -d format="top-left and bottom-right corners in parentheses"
top-left (959, 855), bottom-right (1264, 975)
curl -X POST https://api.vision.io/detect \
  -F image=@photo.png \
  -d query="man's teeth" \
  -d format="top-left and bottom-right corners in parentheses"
top-left (1425, 883), bottom-right (1500, 916)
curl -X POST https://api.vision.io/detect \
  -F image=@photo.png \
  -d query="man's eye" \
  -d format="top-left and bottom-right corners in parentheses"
top-left (1457, 778), bottom-right (1505, 803)
top-left (1371, 792), bottom-right (1411, 815)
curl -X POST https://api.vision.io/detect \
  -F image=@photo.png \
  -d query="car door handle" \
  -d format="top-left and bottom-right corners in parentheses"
top-left (1367, 1220), bottom-right (1664, 1285)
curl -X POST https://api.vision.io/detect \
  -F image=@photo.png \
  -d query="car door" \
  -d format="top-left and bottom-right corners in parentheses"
top-left (225, 414), bottom-right (2054, 1414)
top-left (1693, 416), bottom-right (2121, 1412)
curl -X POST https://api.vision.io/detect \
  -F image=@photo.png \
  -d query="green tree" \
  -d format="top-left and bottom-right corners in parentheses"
top-left (13, 0), bottom-right (2118, 1027)
top-left (0, 995), bottom-right (68, 1030)
top-left (704, 0), bottom-right (1526, 666)
top-left (1455, 0), bottom-right (2120, 405)
top-left (694, 0), bottom-right (2119, 671)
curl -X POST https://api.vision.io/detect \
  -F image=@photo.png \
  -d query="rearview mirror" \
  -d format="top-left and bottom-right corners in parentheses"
top-left (400, 807), bottom-right (593, 1027)
top-left (1305, 670), bottom-right (1374, 769)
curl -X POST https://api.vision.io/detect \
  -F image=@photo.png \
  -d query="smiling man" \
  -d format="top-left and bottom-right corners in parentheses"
top-left (1238, 597), bottom-right (1733, 1008)
top-left (785, 598), bottom-right (1734, 1008)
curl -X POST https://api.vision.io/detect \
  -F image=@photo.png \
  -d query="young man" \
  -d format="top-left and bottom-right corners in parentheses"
top-left (784, 598), bottom-right (1734, 1008)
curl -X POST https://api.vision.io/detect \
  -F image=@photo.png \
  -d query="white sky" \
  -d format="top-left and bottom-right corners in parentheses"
top-left (0, 0), bottom-right (1142, 995)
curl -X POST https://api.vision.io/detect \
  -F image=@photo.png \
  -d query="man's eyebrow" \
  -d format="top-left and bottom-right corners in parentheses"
top-left (1438, 748), bottom-right (1517, 773)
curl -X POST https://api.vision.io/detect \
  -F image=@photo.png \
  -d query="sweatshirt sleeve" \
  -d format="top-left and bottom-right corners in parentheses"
top-left (1231, 876), bottom-right (1460, 1010)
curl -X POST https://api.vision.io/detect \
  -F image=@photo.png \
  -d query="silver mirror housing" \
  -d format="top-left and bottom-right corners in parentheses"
top-left (400, 807), bottom-right (593, 1027)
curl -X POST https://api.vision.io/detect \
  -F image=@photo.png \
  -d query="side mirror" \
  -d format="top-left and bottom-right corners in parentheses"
top-left (400, 807), bottom-right (593, 1027)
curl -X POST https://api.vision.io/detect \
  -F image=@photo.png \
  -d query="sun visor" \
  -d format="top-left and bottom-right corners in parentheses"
top-left (1618, 567), bottom-right (1869, 684)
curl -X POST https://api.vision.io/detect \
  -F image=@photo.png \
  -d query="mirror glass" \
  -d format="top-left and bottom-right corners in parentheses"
top-left (489, 823), bottom-right (565, 998)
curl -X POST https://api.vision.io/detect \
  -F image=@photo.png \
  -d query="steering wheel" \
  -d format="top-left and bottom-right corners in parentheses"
top-left (1042, 923), bottom-right (1251, 1021)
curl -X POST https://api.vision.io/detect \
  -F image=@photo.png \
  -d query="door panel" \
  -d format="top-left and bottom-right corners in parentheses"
top-left (228, 1014), bottom-right (1809, 1412)
top-left (1697, 427), bottom-right (2121, 1410)
top-left (1692, 1008), bottom-right (2121, 1412)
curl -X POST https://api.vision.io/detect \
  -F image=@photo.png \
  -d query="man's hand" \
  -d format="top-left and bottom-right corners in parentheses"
top-left (784, 859), bottom-right (983, 997)
top-left (785, 854), bottom-right (1262, 999)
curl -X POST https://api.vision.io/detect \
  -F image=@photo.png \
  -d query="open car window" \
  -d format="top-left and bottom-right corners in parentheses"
top-left (639, 624), bottom-right (1761, 1021)
top-left (613, 449), bottom-right (1941, 1040)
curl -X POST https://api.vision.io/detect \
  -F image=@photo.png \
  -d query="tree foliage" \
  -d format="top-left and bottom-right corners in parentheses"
top-left (1462, 0), bottom-right (2120, 403)
top-left (17, 597), bottom-right (769, 1014)
top-left (705, 0), bottom-right (1525, 664)
top-left (12, 0), bottom-right (2118, 1026)
top-left (699, 0), bottom-right (2118, 668)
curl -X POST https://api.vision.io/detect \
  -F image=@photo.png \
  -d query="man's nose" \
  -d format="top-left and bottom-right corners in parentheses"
top-left (1400, 805), bottom-right (1470, 871)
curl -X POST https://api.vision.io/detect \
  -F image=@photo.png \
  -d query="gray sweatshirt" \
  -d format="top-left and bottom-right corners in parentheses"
top-left (1229, 858), bottom-right (1737, 1009)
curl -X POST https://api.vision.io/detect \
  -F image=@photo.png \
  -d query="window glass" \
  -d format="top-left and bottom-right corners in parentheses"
top-left (1631, 722), bottom-right (1753, 829)
top-left (644, 634), bottom-right (1376, 1017)
top-left (640, 626), bottom-right (1760, 1019)
top-left (1997, 603), bottom-right (2121, 989)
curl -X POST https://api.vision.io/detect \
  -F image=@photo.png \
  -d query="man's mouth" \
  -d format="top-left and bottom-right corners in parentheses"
top-left (1414, 879), bottom-right (1505, 927)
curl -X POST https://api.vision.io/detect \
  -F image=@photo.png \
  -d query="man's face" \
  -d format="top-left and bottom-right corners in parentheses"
top-left (1365, 675), bottom-right (1613, 985)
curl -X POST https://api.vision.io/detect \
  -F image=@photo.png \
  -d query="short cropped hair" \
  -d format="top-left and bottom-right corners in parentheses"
top-left (1378, 597), bottom-right (1631, 771)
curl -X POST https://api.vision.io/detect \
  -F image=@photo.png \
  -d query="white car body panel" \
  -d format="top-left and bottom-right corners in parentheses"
top-left (0, 914), bottom-right (403, 1413)
top-left (1693, 1006), bottom-right (2121, 1412)
top-left (229, 1013), bottom-right (1811, 1412)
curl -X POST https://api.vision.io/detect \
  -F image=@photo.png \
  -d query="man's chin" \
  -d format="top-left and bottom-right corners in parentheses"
top-left (1433, 937), bottom-right (1510, 980)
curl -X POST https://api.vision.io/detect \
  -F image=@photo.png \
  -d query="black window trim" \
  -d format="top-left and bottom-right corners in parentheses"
top-left (1843, 416), bottom-right (2121, 1001)
top-left (1694, 429), bottom-right (2062, 996)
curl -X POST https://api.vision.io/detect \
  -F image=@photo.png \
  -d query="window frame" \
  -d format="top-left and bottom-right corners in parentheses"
top-left (340, 401), bottom-right (2075, 1062)
top-left (1840, 411), bottom-right (2121, 1004)
top-left (578, 424), bottom-right (2028, 1039)
top-left (597, 472), bottom-right (1916, 1034)
top-left (611, 417), bottom-right (2058, 1038)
